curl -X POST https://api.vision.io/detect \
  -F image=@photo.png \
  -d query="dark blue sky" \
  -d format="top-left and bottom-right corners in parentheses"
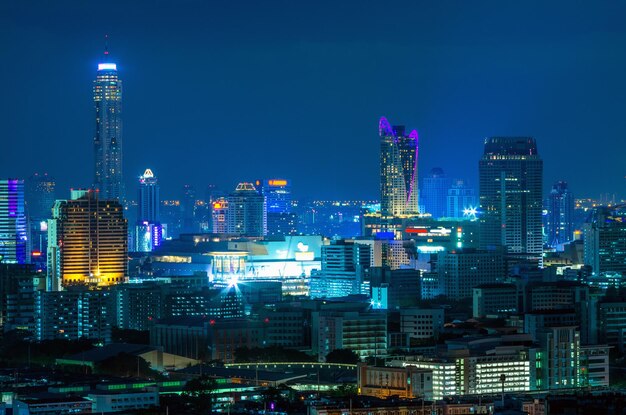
top-left (1, 1), bottom-right (625, 200)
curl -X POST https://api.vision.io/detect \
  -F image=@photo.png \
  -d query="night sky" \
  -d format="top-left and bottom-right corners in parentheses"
top-left (1, 1), bottom-right (625, 200)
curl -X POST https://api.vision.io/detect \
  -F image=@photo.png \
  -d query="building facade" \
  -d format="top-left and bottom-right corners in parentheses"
top-left (226, 183), bottom-right (266, 237)
top-left (479, 137), bottom-right (543, 261)
top-left (47, 191), bottom-right (127, 289)
top-left (546, 181), bottom-right (575, 248)
top-left (0, 179), bottom-right (28, 264)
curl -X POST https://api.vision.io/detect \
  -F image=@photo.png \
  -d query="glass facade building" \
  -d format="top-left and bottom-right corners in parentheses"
top-left (479, 137), bottom-right (543, 260)
top-left (0, 179), bottom-right (28, 264)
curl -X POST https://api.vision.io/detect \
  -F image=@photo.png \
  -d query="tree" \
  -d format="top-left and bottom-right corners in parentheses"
top-left (182, 375), bottom-right (218, 414)
top-left (95, 352), bottom-right (155, 378)
top-left (325, 348), bottom-right (360, 364)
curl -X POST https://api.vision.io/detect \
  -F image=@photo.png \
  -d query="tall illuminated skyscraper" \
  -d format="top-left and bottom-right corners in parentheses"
top-left (0, 179), bottom-right (28, 264)
top-left (47, 190), bottom-right (127, 290)
top-left (227, 183), bottom-right (266, 237)
top-left (135, 169), bottom-right (162, 252)
top-left (138, 169), bottom-right (160, 223)
top-left (546, 181), bottom-right (575, 248)
top-left (479, 137), bottom-right (543, 259)
top-left (379, 117), bottom-right (419, 218)
top-left (93, 47), bottom-right (124, 201)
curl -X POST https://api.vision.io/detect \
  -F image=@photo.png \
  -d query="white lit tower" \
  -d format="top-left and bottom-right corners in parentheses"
top-left (93, 41), bottom-right (124, 201)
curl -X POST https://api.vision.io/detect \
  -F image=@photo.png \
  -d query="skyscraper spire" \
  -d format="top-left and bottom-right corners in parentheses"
top-left (104, 34), bottom-right (109, 56)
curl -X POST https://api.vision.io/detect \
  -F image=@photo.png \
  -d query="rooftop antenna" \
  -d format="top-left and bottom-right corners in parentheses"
top-left (104, 34), bottom-right (109, 57)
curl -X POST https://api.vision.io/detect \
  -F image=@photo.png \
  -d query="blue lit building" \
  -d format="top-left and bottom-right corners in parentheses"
top-left (0, 179), bottom-right (28, 264)
top-left (421, 168), bottom-right (451, 219)
top-left (93, 49), bottom-right (124, 201)
top-left (135, 169), bottom-right (162, 252)
top-left (546, 181), bottom-right (575, 248)
top-left (255, 179), bottom-right (296, 236)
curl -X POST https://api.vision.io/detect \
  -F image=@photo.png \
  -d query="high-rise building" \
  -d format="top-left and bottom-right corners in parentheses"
top-left (583, 206), bottom-right (626, 276)
top-left (447, 179), bottom-right (477, 219)
top-left (546, 181), bottom-right (575, 248)
top-left (211, 197), bottom-right (229, 234)
top-left (0, 179), bottom-right (28, 264)
top-left (180, 184), bottom-right (197, 233)
top-left (479, 137), bottom-right (543, 261)
top-left (379, 117), bottom-right (419, 218)
top-left (255, 179), bottom-right (296, 236)
top-left (226, 182), bottom-right (266, 237)
top-left (438, 248), bottom-right (506, 300)
top-left (25, 173), bottom-right (56, 257)
top-left (93, 48), bottom-right (124, 201)
top-left (137, 169), bottom-right (160, 223)
top-left (310, 240), bottom-right (372, 298)
top-left (134, 169), bottom-right (162, 252)
top-left (47, 190), bottom-right (127, 290)
top-left (421, 168), bottom-right (451, 218)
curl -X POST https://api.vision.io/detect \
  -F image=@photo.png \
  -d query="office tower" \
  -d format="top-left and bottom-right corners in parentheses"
top-left (135, 169), bottom-right (162, 252)
top-left (226, 182), bottom-right (266, 237)
top-left (255, 179), bottom-right (296, 236)
top-left (583, 206), bottom-right (626, 276)
top-left (25, 173), bottom-right (56, 258)
top-left (422, 168), bottom-right (451, 218)
top-left (0, 179), bottom-right (28, 264)
top-left (47, 190), bottom-right (127, 290)
top-left (211, 197), bottom-right (229, 234)
top-left (93, 49), bottom-right (124, 201)
top-left (546, 181), bottom-right (575, 248)
top-left (447, 179), bottom-right (477, 219)
top-left (137, 169), bottom-right (160, 223)
top-left (309, 240), bottom-right (372, 298)
top-left (438, 248), bottom-right (506, 300)
top-left (379, 117), bottom-right (419, 217)
top-left (479, 137), bottom-right (543, 259)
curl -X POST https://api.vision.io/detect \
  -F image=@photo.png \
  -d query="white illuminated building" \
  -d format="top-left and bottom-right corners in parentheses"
top-left (207, 235), bottom-right (324, 296)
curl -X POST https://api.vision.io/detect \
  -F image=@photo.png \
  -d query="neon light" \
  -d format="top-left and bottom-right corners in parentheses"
top-left (98, 63), bottom-right (117, 71)
top-left (268, 180), bottom-right (287, 186)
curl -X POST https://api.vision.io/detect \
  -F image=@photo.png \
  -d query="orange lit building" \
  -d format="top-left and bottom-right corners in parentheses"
top-left (47, 190), bottom-right (127, 290)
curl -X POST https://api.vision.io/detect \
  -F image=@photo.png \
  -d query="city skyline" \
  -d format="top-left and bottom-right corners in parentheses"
top-left (2, 1), bottom-right (626, 200)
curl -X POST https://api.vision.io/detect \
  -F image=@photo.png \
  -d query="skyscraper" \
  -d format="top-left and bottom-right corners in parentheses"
top-left (379, 117), bottom-right (419, 218)
top-left (479, 137), bottom-right (543, 259)
top-left (583, 206), bottom-right (626, 276)
top-left (0, 179), bottom-right (28, 264)
top-left (93, 48), bottom-right (124, 201)
top-left (47, 190), bottom-right (127, 290)
top-left (255, 179), bottom-right (296, 236)
top-left (421, 168), bottom-right (451, 218)
top-left (137, 168), bottom-right (160, 223)
top-left (226, 182), bottom-right (266, 237)
top-left (135, 169), bottom-right (162, 252)
top-left (546, 181), bottom-right (575, 248)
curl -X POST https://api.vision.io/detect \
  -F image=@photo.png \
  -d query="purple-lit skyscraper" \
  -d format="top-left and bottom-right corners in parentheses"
top-left (379, 117), bottom-right (419, 217)
top-left (0, 179), bottom-right (28, 264)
